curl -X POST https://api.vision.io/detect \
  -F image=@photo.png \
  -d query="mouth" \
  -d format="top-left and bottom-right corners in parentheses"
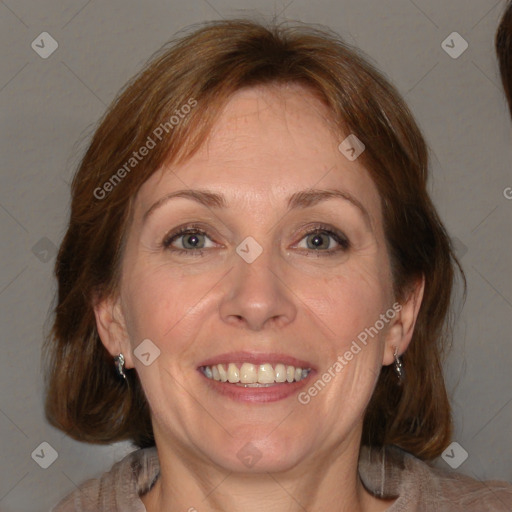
top-left (197, 352), bottom-right (316, 403)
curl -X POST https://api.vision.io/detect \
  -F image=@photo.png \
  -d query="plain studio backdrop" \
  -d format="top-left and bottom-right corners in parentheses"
top-left (0, 1), bottom-right (511, 510)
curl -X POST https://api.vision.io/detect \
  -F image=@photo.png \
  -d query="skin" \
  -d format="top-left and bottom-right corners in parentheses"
top-left (95, 83), bottom-right (424, 512)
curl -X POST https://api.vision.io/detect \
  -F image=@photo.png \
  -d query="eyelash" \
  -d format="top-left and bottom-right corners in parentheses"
top-left (161, 223), bottom-right (350, 258)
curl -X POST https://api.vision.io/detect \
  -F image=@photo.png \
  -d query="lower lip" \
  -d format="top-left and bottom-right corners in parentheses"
top-left (198, 369), bottom-right (316, 403)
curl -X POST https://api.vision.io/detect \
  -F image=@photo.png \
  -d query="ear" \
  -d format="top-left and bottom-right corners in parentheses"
top-left (382, 275), bottom-right (425, 366)
top-left (93, 292), bottom-right (134, 369)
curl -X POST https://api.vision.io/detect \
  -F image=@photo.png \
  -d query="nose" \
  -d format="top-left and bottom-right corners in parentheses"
top-left (218, 242), bottom-right (297, 331)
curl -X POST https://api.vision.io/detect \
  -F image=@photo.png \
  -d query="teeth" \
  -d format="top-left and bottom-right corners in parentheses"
top-left (258, 363), bottom-right (275, 384)
top-left (218, 364), bottom-right (228, 382)
top-left (201, 362), bottom-right (311, 384)
top-left (227, 363), bottom-right (239, 383)
top-left (275, 363), bottom-right (286, 382)
top-left (240, 362), bottom-right (257, 383)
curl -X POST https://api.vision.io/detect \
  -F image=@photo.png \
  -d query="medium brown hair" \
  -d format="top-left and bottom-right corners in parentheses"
top-left (496, 1), bottom-right (512, 118)
top-left (43, 18), bottom-right (465, 459)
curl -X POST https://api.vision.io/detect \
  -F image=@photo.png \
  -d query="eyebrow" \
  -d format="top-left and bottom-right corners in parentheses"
top-left (142, 188), bottom-right (372, 229)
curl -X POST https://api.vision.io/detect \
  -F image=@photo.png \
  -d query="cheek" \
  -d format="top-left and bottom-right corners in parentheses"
top-left (301, 260), bottom-right (391, 344)
top-left (121, 262), bottom-right (196, 344)
top-left (121, 261), bottom-right (227, 365)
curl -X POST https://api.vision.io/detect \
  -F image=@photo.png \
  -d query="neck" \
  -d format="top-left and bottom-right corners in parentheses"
top-left (141, 433), bottom-right (392, 512)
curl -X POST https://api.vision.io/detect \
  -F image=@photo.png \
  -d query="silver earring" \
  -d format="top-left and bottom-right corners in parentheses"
top-left (114, 353), bottom-right (126, 380)
top-left (393, 346), bottom-right (405, 384)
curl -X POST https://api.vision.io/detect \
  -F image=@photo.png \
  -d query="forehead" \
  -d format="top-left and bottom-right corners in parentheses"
top-left (135, 84), bottom-right (382, 223)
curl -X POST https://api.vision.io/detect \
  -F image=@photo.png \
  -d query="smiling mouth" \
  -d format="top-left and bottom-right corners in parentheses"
top-left (199, 362), bottom-right (312, 386)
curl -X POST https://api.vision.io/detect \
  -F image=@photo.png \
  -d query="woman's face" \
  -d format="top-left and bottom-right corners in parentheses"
top-left (102, 84), bottom-right (405, 472)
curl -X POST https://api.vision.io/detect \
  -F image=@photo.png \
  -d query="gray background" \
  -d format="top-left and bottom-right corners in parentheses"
top-left (0, 1), bottom-right (511, 510)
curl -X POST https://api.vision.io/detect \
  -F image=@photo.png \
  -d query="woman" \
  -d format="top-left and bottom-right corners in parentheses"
top-left (45, 19), bottom-right (512, 511)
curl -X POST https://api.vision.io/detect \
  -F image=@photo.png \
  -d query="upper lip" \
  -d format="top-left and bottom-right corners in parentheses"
top-left (198, 351), bottom-right (316, 370)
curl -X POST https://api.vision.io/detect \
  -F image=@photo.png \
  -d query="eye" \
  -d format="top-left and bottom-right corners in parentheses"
top-left (161, 223), bottom-right (350, 257)
top-left (295, 225), bottom-right (350, 256)
top-left (162, 226), bottom-right (216, 255)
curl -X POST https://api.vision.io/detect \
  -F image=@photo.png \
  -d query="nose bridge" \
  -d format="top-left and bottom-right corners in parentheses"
top-left (219, 234), bottom-right (296, 329)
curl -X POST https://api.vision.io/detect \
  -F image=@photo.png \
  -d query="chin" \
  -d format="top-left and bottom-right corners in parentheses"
top-left (206, 434), bottom-right (309, 474)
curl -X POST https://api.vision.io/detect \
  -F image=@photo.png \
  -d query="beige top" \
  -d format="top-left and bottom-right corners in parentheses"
top-left (52, 444), bottom-right (512, 511)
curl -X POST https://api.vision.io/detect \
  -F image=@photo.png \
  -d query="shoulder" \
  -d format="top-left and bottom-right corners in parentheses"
top-left (360, 444), bottom-right (512, 511)
top-left (417, 456), bottom-right (512, 511)
top-left (51, 447), bottom-right (159, 512)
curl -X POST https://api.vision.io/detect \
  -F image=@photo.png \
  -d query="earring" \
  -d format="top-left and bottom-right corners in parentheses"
top-left (114, 353), bottom-right (126, 380)
top-left (393, 346), bottom-right (405, 385)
